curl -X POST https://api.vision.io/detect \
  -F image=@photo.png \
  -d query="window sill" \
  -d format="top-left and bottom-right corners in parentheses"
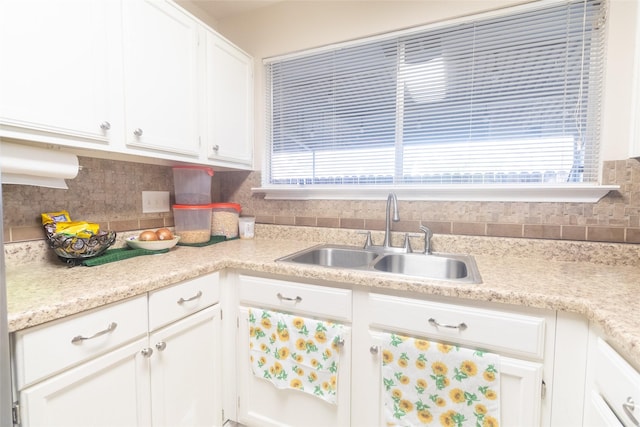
top-left (251, 184), bottom-right (619, 203)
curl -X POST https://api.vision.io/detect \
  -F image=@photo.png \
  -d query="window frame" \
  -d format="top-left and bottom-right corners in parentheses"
top-left (256, 0), bottom-right (618, 202)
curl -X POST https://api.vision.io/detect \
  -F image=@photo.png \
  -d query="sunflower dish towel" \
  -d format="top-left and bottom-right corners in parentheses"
top-left (248, 308), bottom-right (345, 404)
top-left (380, 332), bottom-right (501, 427)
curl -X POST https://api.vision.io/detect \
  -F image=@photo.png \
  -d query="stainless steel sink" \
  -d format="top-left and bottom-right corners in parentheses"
top-left (278, 245), bottom-right (378, 269)
top-left (277, 244), bottom-right (482, 284)
top-left (372, 253), bottom-right (481, 283)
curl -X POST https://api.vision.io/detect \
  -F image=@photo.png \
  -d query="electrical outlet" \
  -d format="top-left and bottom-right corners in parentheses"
top-left (142, 191), bottom-right (170, 213)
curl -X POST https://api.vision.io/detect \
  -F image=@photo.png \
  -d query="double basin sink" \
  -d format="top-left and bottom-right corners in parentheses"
top-left (277, 244), bottom-right (482, 284)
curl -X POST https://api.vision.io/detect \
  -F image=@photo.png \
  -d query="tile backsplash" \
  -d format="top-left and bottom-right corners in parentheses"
top-left (3, 157), bottom-right (176, 242)
top-left (3, 156), bottom-right (640, 244)
top-left (220, 159), bottom-right (640, 244)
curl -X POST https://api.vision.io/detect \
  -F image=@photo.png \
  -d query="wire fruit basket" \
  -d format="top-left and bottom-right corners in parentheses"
top-left (44, 223), bottom-right (116, 266)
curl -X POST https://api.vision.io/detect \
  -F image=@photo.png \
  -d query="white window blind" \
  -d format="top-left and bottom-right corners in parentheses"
top-left (264, 0), bottom-right (607, 188)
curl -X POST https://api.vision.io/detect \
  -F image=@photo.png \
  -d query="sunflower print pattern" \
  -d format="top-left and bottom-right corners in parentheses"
top-left (248, 308), bottom-right (345, 404)
top-left (381, 333), bottom-right (500, 427)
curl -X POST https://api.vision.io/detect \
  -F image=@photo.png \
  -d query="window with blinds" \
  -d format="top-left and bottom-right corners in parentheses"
top-left (264, 0), bottom-right (606, 188)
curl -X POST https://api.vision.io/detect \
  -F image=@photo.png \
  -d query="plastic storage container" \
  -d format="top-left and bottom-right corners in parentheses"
top-left (173, 166), bottom-right (214, 205)
top-left (173, 204), bottom-right (213, 244)
top-left (210, 203), bottom-right (241, 239)
top-left (238, 216), bottom-right (255, 239)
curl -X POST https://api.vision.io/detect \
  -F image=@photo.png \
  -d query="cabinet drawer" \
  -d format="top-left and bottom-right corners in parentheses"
top-left (148, 272), bottom-right (220, 331)
top-left (238, 275), bottom-right (352, 322)
top-left (585, 390), bottom-right (625, 427)
top-left (593, 338), bottom-right (640, 427)
top-left (369, 293), bottom-right (546, 359)
top-left (14, 295), bottom-right (147, 389)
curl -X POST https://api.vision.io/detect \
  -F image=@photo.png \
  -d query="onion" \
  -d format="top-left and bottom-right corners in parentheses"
top-left (139, 230), bottom-right (159, 241)
top-left (155, 228), bottom-right (173, 241)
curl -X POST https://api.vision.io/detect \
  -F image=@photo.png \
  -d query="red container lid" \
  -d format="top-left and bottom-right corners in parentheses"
top-left (173, 204), bottom-right (216, 210)
top-left (172, 165), bottom-right (214, 176)
top-left (210, 202), bottom-right (241, 212)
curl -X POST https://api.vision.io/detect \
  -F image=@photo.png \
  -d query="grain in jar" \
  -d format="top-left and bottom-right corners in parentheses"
top-left (211, 203), bottom-right (241, 238)
top-left (173, 204), bottom-right (213, 244)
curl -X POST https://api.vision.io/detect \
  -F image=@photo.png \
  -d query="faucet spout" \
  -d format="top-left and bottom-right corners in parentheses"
top-left (383, 193), bottom-right (399, 248)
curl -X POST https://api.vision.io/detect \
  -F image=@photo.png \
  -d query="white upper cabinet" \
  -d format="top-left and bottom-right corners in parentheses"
top-left (121, 0), bottom-right (201, 159)
top-left (204, 30), bottom-right (254, 168)
top-left (0, 0), bottom-right (123, 147)
top-left (0, 0), bottom-right (254, 169)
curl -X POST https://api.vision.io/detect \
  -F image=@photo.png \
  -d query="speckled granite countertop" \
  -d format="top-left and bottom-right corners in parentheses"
top-left (5, 225), bottom-right (640, 370)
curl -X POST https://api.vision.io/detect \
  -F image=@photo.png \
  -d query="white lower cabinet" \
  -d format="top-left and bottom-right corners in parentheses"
top-left (13, 273), bottom-right (221, 427)
top-left (149, 305), bottom-right (221, 427)
top-left (351, 292), bottom-right (551, 427)
top-left (584, 391), bottom-right (628, 427)
top-left (228, 275), bottom-right (555, 427)
top-left (584, 328), bottom-right (640, 427)
top-left (234, 275), bottom-right (352, 427)
top-left (19, 336), bottom-right (151, 427)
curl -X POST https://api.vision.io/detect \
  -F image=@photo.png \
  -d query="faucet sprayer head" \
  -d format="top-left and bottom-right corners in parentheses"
top-left (388, 193), bottom-right (400, 222)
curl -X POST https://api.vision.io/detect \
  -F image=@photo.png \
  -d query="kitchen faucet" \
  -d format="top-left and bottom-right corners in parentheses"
top-left (359, 193), bottom-right (423, 253)
top-left (383, 193), bottom-right (399, 249)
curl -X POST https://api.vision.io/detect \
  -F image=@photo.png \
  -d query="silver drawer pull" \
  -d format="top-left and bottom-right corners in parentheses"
top-left (623, 397), bottom-right (640, 426)
top-left (277, 293), bottom-right (302, 303)
top-left (428, 318), bottom-right (468, 331)
top-left (177, 291), bottom-right (202, 304)
top-left (71, 322), bottom-right (117, 344)
top-left (370, 345), bottom-right (379, 355)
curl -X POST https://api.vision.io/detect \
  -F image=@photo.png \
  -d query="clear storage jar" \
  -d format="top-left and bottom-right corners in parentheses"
top-left (172, 166), bottom-right (214, 205)
top-left (173, 204), bottom-right (213, 244)
top-left (238, 216), bottom-right (255, 239)
top-left (210, 203), bottom-right (241, 239)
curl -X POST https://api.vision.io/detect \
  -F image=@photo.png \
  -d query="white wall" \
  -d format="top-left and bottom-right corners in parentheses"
top-left (214, 0), bottom-right (640, 171)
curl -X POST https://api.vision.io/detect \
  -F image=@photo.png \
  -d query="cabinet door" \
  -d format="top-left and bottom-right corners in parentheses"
top-left (357, 333), bottom-right (543, 427)
top-left (0, 0), bottom-right (121, 146)
top-left (499, 356), bottom-right (544, 427)
top-left (122, 0), bottom-right (200, 158)
top-left (149, 305), bottom-right (222, 427)
top-left (588, 337), bottom-right (640, 427)
top-left (19, 337), bottom-right (151, 427)
top-left (205, 31), bottom-right (253, 167)
top-left (584, 391), bottom-right (625, 427)
top-left (236, 306), bottom-right (351, 427)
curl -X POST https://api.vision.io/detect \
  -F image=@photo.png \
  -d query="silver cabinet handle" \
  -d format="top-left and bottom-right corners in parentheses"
top-left (428, 318), bottom-right (468, 331)
top-left (212, 144), bottom-right (220, 152)
top-left (623, 397), bottom-right (640, 426)
top-left (155, 341), bottom-right (167, 352)
top-left (100, 121), bottom-right (111, 131)
top-left (133, 128), bottom-right (143, 137)
top-left (140, 347), bottom-right (153, 358)
top-left (177, 290), bottom-right (202, 304)
top-left (71, 322), bottom-right (117, 344)
top-left (370, 345), bottom-right (379, 355)
top-left (277, 292), bottom-right (302, 303)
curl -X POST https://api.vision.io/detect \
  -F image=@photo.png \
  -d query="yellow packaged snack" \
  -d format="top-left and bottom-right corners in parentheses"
top-left (54, 221), bottom-right (100, 239)
top-left (41, 210), bottom-right (71, 225)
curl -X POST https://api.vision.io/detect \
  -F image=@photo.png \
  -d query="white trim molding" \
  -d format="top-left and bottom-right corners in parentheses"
top-left (252, 184), bottom-right (619, 203)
